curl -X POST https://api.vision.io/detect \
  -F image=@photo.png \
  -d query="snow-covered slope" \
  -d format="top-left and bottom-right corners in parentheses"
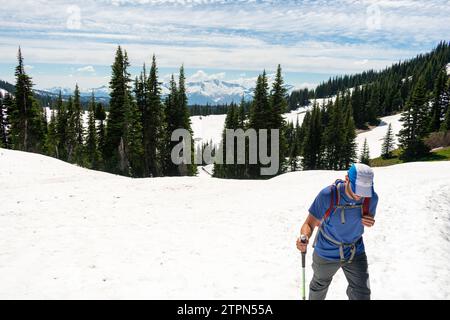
top-left (0, 148), bottom-right (449, 299)
top-left (191, 109), bottom-right (402, 158)
top-left (0, 88), bottom-right (9, 96)
top-left (356, 113), bottom-right (403, 159)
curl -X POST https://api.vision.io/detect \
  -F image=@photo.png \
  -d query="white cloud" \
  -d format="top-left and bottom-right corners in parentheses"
top-left (24, 65), bottom-right (34, 70)
top-left (188, 70), bottom-right (226, 82)
top-left (76, 66), bottom-right (96, 73)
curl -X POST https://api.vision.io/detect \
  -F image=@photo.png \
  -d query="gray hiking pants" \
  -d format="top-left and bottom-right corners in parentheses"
top-left (309, 251), bottom-right (371, 300)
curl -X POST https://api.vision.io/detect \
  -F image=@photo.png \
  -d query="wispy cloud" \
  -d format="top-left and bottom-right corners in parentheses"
top-left (76, 65), bottom-right (95, 73)
top-left (0, 0), bottom-right (448, 83)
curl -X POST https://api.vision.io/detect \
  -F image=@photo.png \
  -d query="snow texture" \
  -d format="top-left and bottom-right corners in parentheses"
top-left (0, 148), bottom-right (449, 299)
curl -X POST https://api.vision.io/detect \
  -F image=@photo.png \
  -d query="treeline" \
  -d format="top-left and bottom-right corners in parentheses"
top-left (285, 93), bottom-right (357, 172)
top-left (0, 47), bottom-right (196, 177)
top-left (288, 42), bottom-right (450, 129)
top-left (190, 102), bottom-right (252, 117)
top-left (213, 66), bottom-right (288, 179)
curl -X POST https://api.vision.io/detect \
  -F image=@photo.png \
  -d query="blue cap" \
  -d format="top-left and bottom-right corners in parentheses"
top-left (348, 163), bottom-right (374, 198)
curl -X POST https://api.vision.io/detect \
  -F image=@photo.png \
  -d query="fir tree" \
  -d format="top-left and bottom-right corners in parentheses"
top-left (359, 138), bottom-right (370, 165)
top-left (9, 47), bottom-right (45, 152)
top-left (71, 84), bottom-right (84, 165)
top-left (343, 99), bottom-right (357, 169)
top-left (85, 92), bottom-right (100, 169)
top-left (429, 69), bottom-right (449, 132)
top-left (143, 55), bottom-right (164, 177)
top-left (45, 105), bottom-right (58, 158)
top-left (323, 95), bottom-right (346, 170)
top-left (0, 93), bottom-right (9, 148)
top-left (96, 102), bottom-right (106, 169)
top-left (381, 123), bottom-right (395, 159)
top-left (176, 65), bottom-right (197, 176)
top-left (269, 65), bottom-right (288, 174)
top-left (55, 92), bottom-right (67, 160)
top-left (398, 77), bottom-right (431, 160)
top-left (302, 104), bottom-right (323, 170)
top-left (104, 46), bottom-right (140, 176)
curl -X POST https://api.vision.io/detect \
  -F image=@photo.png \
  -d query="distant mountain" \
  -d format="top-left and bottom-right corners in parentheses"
top-left (43, 77), bottom-right (295, 106)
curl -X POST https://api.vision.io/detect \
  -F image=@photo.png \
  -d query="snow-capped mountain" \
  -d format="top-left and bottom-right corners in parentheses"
top-left (43, 78), bottom-right (294, 105)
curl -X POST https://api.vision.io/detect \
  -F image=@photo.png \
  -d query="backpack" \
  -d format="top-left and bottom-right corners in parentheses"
top-left (312, 179), bottom-right (372, 263)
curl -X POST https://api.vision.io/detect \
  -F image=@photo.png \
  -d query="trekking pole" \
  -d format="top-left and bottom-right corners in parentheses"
top-left (300, 235), bottom-right (307, 300)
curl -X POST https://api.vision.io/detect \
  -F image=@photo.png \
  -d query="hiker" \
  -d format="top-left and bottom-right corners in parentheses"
top-left (296, 163), bottom-right (379, 300)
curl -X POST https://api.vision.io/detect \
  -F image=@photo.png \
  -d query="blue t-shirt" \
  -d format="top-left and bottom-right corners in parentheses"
top-left (309, 182), bottom-right (378, 261)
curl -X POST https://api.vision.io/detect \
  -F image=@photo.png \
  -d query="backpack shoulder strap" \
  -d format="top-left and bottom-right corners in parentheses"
top-left (323, 181), bottom-right (341, 221)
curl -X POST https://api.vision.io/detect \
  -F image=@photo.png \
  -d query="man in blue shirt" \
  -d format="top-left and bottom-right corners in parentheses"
top-left (296, 163), bottom-right (378, 300)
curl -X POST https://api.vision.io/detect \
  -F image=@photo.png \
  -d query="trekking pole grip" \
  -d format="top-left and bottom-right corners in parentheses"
top-left (300, 235), bottom-right (307, 268)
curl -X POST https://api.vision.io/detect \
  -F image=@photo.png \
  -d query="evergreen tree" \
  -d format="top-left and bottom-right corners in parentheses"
top-left (45, 106), bottom-right (58, 157)
top-left (343, 99), bottom-right (357, 169)
top-left (85, 92), bottom-right (100, 169)
top-left (429, 69), bottom-right (449, 132)
top-left (0, 93), bottom-right (9, 148)
top-left (9, 47), bottom-right (45, 152)
top-left (71, 84), bottom-right (84, 165)
top-left (381, 123), bottom-right (395, 159)
top-left (442, 98), bottom-right (450, 132)
top-left (366, 85), bottom-right (379, 126)
top-left (65, 96), bottom-right (77, 162)
top-left (104, 46), bottom-right (141, 176)
top-left (162, 75), bottom-right (179, 176)
top-left (302, 104), bottom-right (323, 170)
top-left (323, 95), bottom-right (346, 170)
top-left (269, 64), bottom-right (288, 174)
top-left (398, 77), bottom-right (431, 160)
top-left (248, 71), bottom-right (270, 178)
top-left (96, 102), bottom-right (106, 169)
top-left (143, 55), bottom-right (164, 177)
top-left (359, 138), bottom-right (370, 165)
top-left (55, 92), bottom-right (67, 160)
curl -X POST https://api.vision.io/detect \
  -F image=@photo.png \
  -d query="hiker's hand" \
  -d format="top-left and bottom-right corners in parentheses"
top-left (362, 215), bottom-right (375, 227)
top-left (296, 236), bottom-right (309, 253)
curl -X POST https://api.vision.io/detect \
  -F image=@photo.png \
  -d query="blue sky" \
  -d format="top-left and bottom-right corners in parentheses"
top-left (0, 0), bottom-right (449, 89)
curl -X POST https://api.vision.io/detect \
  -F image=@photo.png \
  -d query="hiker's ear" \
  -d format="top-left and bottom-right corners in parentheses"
top-left (345, 175), bottom-right (349, 182)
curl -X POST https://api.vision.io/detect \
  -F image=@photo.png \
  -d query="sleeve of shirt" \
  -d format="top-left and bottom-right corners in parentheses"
top-left (369, 191), bottom-right (379, 217)
top-left (308, 186), bottom-right (332, 221)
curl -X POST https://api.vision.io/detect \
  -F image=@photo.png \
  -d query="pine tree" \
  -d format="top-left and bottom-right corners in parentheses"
top-left (45, 105), bottom-right (58, 158)
top-left (302, 104), bottom-right (323, 170)
top-left (359, 138), bottom-right (370, 165)
top-left (104, 46), bottom-right (140, 176)
top-left (398, 77), bottom-right (431, 160)
top-left (72, 84), bottom-right (84, 165)
top-left (343, 99), bottom-right (357, 169)
top-left (55, 92), bottom-right (67, 160)
top-left (177, 66), bottom-right (196, 176)
top-left (96, 102), bottom-right (106, 169)
top-left (248, 71), bottom-right (270, 178)
top-left (0, 92), bottom-right (8, 148)
top-left (323, 95), bottom-right (346, 170)
top-left (366, 85), bottom-right (380, 126)
top-left (65, 96), bottom-right (77, 162)
top-left (429, 69), bottom-right (449, 132)
top-left (381, 123), bottom-right (395, 159)
top-left (85, 92), bottom-right (100, 169)
top-left (9, 47), bottom-right (45, 153)
top-left (143, 55), bottom-right (164, 177)
top-left (162, 75), bottom-right (179, 176)
top-left (269, 64), bottom-right (288, 175)
top-left (442, 101), bottom-right (450, 132)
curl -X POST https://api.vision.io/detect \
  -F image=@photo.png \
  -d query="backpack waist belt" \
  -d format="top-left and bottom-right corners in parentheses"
top-left (314, 226), bottom-right (362, 264)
